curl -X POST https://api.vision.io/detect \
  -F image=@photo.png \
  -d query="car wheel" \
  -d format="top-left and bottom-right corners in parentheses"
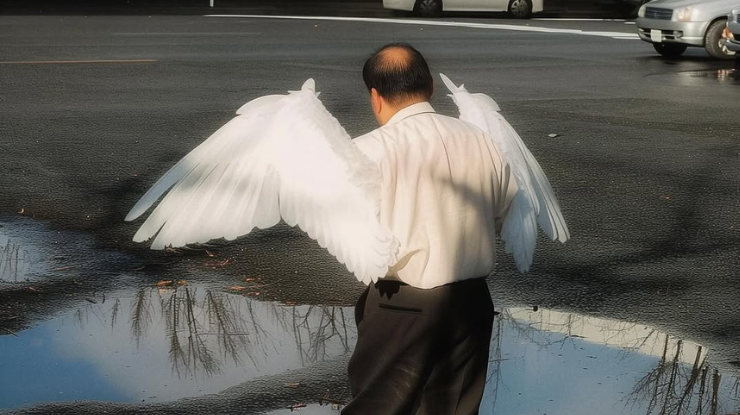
top-left (653, 43), bottom-right (688, 58)
top-left (508, 0), bottom-right (532, 19)
top-left (413, 0), bottom-right (442, 17)
top-left (705, 19), bottom-right (736, 60)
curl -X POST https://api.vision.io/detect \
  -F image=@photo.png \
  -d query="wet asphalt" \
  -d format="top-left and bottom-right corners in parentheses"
top-left (0, 10), bottom-right (739, 414)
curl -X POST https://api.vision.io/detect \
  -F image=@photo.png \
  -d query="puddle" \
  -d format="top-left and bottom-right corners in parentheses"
top-left (482, 309), bottom-right (740, 415)
top-left (265, 403), bottom-right (341, 415)
top-left (0, 284), bottom-right (355, 409)
top-left (649, 68), bottom-right (740, 86)
top-left (1, 287), bottom-right (738, 414)
top-left (0, 222), bottom-right (43, 283)
top-left (0, 216), bottom-right (133, 285)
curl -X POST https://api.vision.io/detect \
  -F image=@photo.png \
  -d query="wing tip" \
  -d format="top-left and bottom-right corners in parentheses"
top-left (124, 210), bottom-right (141, 223)
top-left (302, 78), bottom-right (316, 92)
top-left (438, 73), bottom-right (458, 93)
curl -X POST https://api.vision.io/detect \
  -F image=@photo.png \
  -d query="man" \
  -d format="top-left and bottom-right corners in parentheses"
top-left (343, 43), bottom-right (518, 414)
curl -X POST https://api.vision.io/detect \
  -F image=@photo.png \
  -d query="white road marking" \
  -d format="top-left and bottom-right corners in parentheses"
top-left (113, 32), bottom-right (261, 36)
top-left (532, 18), bottom-right (627, 22)
top-left (0, 59), bottom-right (157, 65)
top-left (206, 14), bottom-right (639, 40)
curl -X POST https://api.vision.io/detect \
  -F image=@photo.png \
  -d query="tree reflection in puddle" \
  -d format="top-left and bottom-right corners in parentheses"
top-left (484, 308), bottom-right (740, 415)
top-left (80, 284), bottom-right (356, 383)
top-left (628, 338), bottom-right (738, 415)
top-left (0, 235), bottom-right (33, 283)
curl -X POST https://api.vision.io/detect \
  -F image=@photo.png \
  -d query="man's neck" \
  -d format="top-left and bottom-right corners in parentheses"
top-left (379, 98), bottom-right (428, 126)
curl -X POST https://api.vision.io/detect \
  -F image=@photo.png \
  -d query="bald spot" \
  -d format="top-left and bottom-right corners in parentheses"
top-left (376, 46), bottom-right (413, 71)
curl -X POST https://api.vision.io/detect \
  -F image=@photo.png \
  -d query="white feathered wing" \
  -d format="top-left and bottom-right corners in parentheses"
top-left (125, 79), bottom-right (398, 284)
top-left (439, 73), bottom-right (570, 272)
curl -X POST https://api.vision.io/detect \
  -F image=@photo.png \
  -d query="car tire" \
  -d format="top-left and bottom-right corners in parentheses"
top-left (653, 43), bottom-right (688, 58)
top-left (413, 0), bottom-right (442, 17)
top-left (705, 19), bottom-right (736, 60)
top-left (508, 0), bottom-right (532, 19)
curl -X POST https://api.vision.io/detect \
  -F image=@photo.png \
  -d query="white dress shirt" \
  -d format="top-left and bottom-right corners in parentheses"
top-left (353, 102), bottom-right (518, 289)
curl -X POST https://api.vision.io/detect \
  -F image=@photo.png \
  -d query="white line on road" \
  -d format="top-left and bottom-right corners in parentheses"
top-left (113, 32), bottom-right (262, 36)
top-left (0, 59), bottom-right (157, 65)
top-left (206, 14), bottom-right (639, 40)
top-left (532, 18), bottom-right (627, 22)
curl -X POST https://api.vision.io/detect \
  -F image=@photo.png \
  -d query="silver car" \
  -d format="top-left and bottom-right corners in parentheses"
top-left (722, 8), bottom-right (740, 59)
top-left (637, 0), bottom-right (737, 59)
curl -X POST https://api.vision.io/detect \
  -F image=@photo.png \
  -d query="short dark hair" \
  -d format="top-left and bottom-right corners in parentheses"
top-left (362, 43), bottom-right (433, 105)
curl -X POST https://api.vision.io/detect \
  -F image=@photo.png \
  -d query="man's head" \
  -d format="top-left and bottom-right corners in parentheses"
top-left (363, 43), bottom-right (433, 125)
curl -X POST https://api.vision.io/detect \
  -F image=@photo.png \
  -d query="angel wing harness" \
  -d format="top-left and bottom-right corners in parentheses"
top-left (125, 76), bottom-right (569, 282)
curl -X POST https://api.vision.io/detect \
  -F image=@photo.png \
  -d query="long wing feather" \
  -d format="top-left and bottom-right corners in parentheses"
top-left (439, 73), bottom-right (569, 272)
top-left (126, 79), bottom-right (398, 283)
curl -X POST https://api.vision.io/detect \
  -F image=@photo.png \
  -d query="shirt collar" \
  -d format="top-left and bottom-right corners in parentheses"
top-left (385, 101), bottom-right (436, 126)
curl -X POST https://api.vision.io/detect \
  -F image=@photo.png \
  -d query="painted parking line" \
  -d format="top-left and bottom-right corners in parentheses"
top-left (113, 32), bottom-right (261, 36)
top-left (532, 18), bottom-right (627, 22)
top-left (206, 14), bottom-right (639, 40)
top-left (0, 59), bottom-right (157, 65)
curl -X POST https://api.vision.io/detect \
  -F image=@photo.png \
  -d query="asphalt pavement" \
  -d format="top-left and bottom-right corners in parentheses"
top-left (0, 11), bottom-right (739, 415)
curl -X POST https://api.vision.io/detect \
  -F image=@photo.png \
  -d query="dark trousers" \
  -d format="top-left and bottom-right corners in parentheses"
top-left (342, 277), bottom-right (494, 415)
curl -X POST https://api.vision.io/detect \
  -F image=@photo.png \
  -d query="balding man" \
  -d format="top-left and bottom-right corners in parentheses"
top-left (342, 43), bottom-right (517, 414)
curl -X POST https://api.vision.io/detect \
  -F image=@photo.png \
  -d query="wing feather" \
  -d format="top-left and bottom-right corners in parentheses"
top-left (127, 79), bottom-right (398, 282)
top-left (439, 73), bottom-right (569, 272)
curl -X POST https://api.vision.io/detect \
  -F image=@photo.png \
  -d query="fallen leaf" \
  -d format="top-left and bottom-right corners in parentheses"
top-left (28, 286), bottom-right (40, 292)
top-left (244, 278), bottom-right (255, 282)
top-left (230, 286), bottom-right (246, 291)
top-left (284, 382), bottom-right (300, 387)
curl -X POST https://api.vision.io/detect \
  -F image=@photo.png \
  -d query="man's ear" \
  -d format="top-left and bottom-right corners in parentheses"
top-left (370, 88), bottom-right (382, 115)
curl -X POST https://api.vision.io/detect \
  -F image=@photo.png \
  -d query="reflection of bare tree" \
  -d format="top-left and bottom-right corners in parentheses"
top-left (499, 308), bottom-right (554, 348)
top-left (626, 333), bottom-right (736, 415)
top-left (499, 309), bottom-right (739, 415)
top-left (292, 306), bottom-right (352, 365)
top-left (163, 287), bottom-right (218, 379)
top-left (72, 285), bottom-right (355, 381)
top-left (205, 291), bottom-right (252, 367)
top-left (131, 288), bottom-right (153, 347)
top-left (110, 298), bottom-right (121, 330)
top-left (0, 240), bottom-right (31, 282)
top-left (485, 313), bottom-right (505, 410)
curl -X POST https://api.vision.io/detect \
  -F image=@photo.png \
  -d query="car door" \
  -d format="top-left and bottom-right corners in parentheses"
top-left (444, 0), bottom-right (509, 12)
